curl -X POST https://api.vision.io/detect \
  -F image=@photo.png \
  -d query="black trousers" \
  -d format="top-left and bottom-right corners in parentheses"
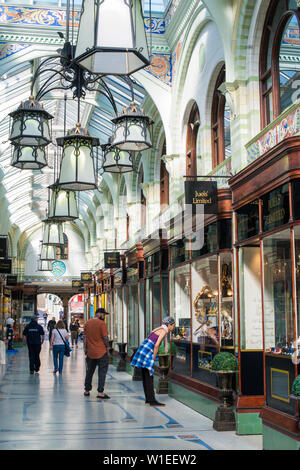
top-left (141, 367), bottom-right (156, 403)
top-left (84, 354), bottom-right (109, 393)
top-left (27, 343), bottom-right (41, 372)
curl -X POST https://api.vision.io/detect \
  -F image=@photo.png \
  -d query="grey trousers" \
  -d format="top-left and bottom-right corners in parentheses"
top-left (84, 354), bottom-right (109, 393)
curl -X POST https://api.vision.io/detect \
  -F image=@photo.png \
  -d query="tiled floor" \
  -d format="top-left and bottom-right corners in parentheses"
top-left (0, 341), bottom-right (262, 451)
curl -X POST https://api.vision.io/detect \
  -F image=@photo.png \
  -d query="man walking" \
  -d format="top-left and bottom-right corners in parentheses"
top-left (84, 308), bottom-right (110, 399)
top-left (23, 314), bottom-right (45, 374)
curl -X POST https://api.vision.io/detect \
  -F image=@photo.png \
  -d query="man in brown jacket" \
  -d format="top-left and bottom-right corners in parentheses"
top-left (83, 308), bottom-right (110, 399)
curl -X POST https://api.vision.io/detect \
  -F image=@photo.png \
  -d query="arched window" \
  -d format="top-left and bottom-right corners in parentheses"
top-left (56, 233), bottom-right (68, 260)
top-left (260, 0), bottom-right (300, 128)
top-left (160, 140), bottom-right (169, 207)
top-left (211, 65), bottom-right (231, 168)
top-left (186, 103), bottom-right (200, 179)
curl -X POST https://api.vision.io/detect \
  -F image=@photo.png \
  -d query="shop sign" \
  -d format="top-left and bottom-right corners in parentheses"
top-left (104, 252), bottom-right (120, 269)
top-left (0, 237), bottom-right (8, 258)
top-left (6, 275), bottom-right (17, 285)
top-left (81, 272), bottom-right (93, 283)
top-left (185, 181), bottom-right (218, 214)
top-left (3, 288), bottom-right (11, 297)
top-left (72, 280), bottom-right (83, 289)
top-left (0, 259), bottom-right (11, 273)
top-left (262, 184), bottom-right (289, 232)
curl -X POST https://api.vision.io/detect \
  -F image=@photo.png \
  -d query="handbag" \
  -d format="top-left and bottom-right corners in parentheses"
top-left (56, 329), bottom-right (72, 357)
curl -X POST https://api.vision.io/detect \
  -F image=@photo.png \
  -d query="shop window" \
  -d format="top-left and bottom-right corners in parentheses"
top-left (128, 285), bottom-right (139, 350)
top-left (56, 233), bottom-right (68, 260)
top-left (170, 265), bottom-right (192, 377)
top-left (263, 230), bottom-right (294, 350)
top-left (160, 159), bottom-right (169, 207)
top-left (294, 226), bottom-right (300, 344)
top-left (262, 183), bottom-right (290, 232)
top-left (115, 287), bottom-right (123, 344)
top-left (260, 0), bottom-right (300, 127)
top-left (191, 256), bottom-right (219, 352)
top-left (211, 65), bottom-right (231, 168)
top-left (237, 201), bottom-right (260, 242)
top-left (186, 102), bottom-right (200, 178)
top-left (239, 246), bottom-right (263, 350)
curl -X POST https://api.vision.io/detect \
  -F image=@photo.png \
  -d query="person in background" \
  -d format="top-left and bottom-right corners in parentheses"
top-left (131, 316), bottom-right (175, 407)
top-left (6, 319), bottom-right (14, 350)
top-left (23, 315), bottom-right (45, 374)
top-left (83, 308), bottom-right (110, 399)
top-left (50, 320), bottom-right (69, 374)
top-left (69, 318), bottom-right (79, 349)
top-left (43, 312), bottom-right (48, 327)
top-left (47, 317), bottom-right (56, 349)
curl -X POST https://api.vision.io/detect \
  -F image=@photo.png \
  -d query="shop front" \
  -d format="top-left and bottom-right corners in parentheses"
top-left (230, 136), bottom-right (300, 447)
top-left (168, 190), bottom-right (234, 416)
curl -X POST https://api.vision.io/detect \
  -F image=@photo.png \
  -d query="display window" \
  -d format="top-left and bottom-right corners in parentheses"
top-left (263, 230), bottom-right (294, 351)
top-left (127, 284), bottom-right (139, 351)
top-left (114, 287), bottom-right (123, 344)
top-left (170, 264), bottom-right (191, 377)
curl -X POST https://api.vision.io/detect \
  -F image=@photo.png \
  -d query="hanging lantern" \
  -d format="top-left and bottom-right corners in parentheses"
top-left (111, 102), bottom-right (153, 151)
top-left (40, 244), bottom-right (56, 261)
top-left (37, 257), bottom-right (53, 272)
top-left (74, 0), bottom-right (150, 76)
top-left (42, 220), bottom-right (64, 246)
top-left (9, 96), bottom-right (53, 147)
top-left (101, 139), bottom-right (134, 173)
top-left (11, 143), bottom-right (47, 170)
top-left (56, 124), bottom-right (99, 191)
top-left (48, 183), bottom-right (79, 222)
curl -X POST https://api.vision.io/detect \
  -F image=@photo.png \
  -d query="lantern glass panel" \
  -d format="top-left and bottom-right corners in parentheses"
top-left (12, 146), bottom-right (47, 170)
top-left (58, 141), bottom-right (96, 190)
top-left (112, 117), bottom-right (152, 151)
top-left (103, 147), bottom-right (133, 173)
top-left (49, 188), bottom-right (78, 220)
top-left (37, 258), bottom-right (53, 271)
top-left (75, 0), bottom-right (149, 75)
top-left (40, 245), bottom-right (56, 261)
top-left (43, 222), bottom-right (64, 246)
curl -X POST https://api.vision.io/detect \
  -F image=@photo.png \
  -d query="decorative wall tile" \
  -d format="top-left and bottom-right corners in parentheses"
top-left (246, 106), bottom-right (300, 163)
top-left (0, 41), bottom-right (30, 60)
top-left (145, 53), bottom-right (172, 85)
top-left (0, 6), bottom-right (80, 27)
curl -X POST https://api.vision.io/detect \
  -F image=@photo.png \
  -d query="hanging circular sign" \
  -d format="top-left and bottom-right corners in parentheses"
top-left (52, 260), bottom-right (66, 277)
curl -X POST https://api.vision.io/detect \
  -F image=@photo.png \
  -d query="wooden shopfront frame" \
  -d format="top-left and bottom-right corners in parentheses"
top-left (229, 135), bottom-right (300, 437)
top-left (167, 189), bottom-right (233, 399)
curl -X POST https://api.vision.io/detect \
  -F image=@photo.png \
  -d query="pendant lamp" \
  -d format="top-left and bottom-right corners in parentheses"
top-left (42, 220), bottom-right (64, 246)
top-left (74, 0), bottom-right (149, 76)
top-left (11, 144), bottom-right (47, 170)
top-left (37, 257), bottom-right (53, 272)
top-left (56, 124), bottom-right (99, 191)
top-left (101, 139), bottom-right (134, 173)
top-left (9, 96), bottom-right (53, 147)
top-left (40, 244), bottom-right (56, 261)
top-left (111, 102), bottom-right (153, 151)
top-left (48, 183), bottom-right (79, 222)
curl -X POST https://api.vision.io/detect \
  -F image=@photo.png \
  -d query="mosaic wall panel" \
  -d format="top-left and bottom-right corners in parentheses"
top-left (0, 41), bottom-right (30, 60)
top-left (0, 6), bottom-right (80, 27)
top-left (145, 53), bottom-right (172, 86)
top-left (246, 106), bottom-right (300, 163)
